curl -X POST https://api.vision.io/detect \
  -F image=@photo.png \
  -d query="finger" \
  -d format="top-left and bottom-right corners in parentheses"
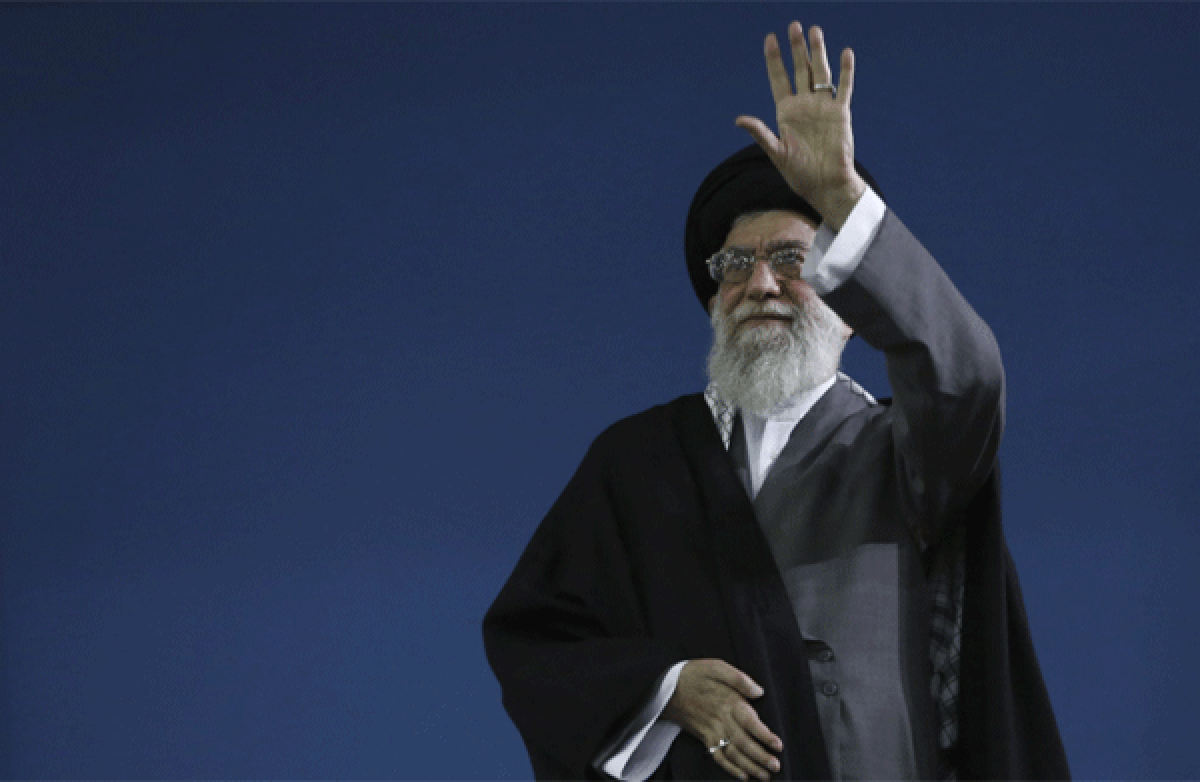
top-left (733, 699), bottom-right (784, 753)
top-left (711, 747), bottom-right (749, 782)
top-left (808, 25), bottom-right (833, 89)
top-left (724, 736), bottom-right (772, 781)
top-left (837, 47), bottom-right (855, 106)
top-left (734, 116), bottom-right (784, 163)
top-left (787, 21), bottom-right (812, 92)
top-left (705, 657), bottom-right (767, 699)
top-left (763, 33), bottom-right (793, 103)
top-left (724, 710), bottom-right (782, 777)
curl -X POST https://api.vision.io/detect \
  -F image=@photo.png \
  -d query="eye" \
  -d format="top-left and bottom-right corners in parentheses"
top-left (709, 249), bottom-right (750, 281)
top-left (771, 248), bottom-right (805, 263)
top-left (768, 249), bottom-right (806, 278)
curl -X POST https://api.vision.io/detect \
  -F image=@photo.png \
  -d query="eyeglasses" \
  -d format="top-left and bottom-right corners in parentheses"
top-left (706, 246), bottom-right (807, 285)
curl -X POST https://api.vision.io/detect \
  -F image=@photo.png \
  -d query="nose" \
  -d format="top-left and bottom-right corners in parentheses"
top-left (744, 257), bottom-right (782, 299)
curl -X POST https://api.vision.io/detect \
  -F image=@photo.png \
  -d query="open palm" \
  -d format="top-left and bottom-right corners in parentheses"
top-left (736, 23), bottom-right (861, 214)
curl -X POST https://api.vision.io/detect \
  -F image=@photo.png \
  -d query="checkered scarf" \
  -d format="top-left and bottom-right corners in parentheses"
top-left (705, 378), bottom-right (962, 780)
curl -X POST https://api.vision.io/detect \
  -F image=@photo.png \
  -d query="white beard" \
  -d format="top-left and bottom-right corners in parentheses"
top-left (706, 293), bottom-right (849, 416)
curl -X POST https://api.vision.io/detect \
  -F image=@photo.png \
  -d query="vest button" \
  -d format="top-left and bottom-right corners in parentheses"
top-left (822, 681), bottom-right (839, 697)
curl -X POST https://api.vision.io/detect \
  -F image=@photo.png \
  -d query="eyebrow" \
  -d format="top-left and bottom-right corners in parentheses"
top-left (726, 239), bottom-right (812, 253)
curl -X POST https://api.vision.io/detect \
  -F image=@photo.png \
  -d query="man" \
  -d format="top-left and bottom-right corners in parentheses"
top-left (483, 20), bottom-right (1069, 782)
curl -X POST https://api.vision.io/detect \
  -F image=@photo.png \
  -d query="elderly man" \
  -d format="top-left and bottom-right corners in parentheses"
top-left (483, 20), bottom-right (1069, 782)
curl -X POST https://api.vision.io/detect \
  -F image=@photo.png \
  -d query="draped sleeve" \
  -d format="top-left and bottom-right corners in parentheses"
top-left (821, 209), bottom-right (1006, 551)
top-left (482, 432), bottom-right (687, 780)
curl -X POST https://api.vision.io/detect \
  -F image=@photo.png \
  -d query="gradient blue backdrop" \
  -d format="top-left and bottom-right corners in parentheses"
top-left (2, 3), bottom-right (1198, 778)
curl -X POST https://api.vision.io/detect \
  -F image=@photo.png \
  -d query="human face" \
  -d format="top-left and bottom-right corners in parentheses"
top-left (704, 210), bottom-right (853, 412)
top-left (709, 210), bottom-right (829, 333)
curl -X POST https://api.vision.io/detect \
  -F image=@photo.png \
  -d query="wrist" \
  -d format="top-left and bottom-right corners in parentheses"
top-left (813, 175), bottom-right (867, 233)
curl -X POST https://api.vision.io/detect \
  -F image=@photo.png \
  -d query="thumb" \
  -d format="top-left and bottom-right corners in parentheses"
top-left (712, 660), bottom-right (765, 699)
top-left (734, 115), bottom-right (783, 162)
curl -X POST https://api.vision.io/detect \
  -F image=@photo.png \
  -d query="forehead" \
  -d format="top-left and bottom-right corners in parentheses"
top-left (721, 210), bottom-right (819, 250)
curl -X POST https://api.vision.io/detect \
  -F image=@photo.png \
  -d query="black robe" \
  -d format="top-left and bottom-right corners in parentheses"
top-left (483, 211), bottom-right (1070, 780)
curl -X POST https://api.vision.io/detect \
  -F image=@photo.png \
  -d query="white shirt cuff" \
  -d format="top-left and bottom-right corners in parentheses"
top-left (802, 185), bottom-right (887, 295)
top-left (594, 661), bottom-right (687, 781)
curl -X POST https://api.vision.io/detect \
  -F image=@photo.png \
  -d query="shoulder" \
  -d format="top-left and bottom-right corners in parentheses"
top-left (590, 393), bottom-right (707, 453)
top-left (816, 373), bottom-right (894, 446)
top-left (577, 393), bottom-right (712, 473)
top-left (826, 371), bottom-right (891, 425)
top-left (835, 370), bottom-right (882, 408)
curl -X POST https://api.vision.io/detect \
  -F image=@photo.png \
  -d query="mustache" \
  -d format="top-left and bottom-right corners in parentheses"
top-left (730, 301), bottom-right (801, 323)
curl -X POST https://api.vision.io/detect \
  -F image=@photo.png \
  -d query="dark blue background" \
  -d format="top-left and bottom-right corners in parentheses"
top-left (2, 3), bottom-right (1197, 778)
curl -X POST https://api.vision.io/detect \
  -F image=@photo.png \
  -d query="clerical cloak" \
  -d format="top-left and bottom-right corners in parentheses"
top-left (483, 393), bottom-right (1068, 780)
top-left (482, 211), bottom-right (1070, 780)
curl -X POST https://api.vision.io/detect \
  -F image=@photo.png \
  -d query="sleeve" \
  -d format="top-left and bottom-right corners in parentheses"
top-left (802, 185), bottom-right (888, 295)
top-left (482, 436), bottom-right (688, 780)
top-left (819, 204), bottom-right (1006, 551)
top-left (594, 661), bottom-right (687, 781)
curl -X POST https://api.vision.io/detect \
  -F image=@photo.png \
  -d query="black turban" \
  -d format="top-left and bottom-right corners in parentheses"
top-left (683, 143), bottom-right (883, 312)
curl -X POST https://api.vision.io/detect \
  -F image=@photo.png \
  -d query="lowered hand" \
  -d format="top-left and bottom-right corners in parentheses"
top-left (663, 659), bottom-right (784, 781)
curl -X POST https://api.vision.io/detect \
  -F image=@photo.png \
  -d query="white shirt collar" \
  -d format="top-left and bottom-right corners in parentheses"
top-left (739, 375), bottom-right (838, 497)
top-left (704, 373), bottom-right (841, 450)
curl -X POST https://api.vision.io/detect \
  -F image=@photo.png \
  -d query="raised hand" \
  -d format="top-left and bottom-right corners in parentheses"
top-left (736, 22), bottom-right (865, 230)
top-left (663, 659), bottom-right (783, 781)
